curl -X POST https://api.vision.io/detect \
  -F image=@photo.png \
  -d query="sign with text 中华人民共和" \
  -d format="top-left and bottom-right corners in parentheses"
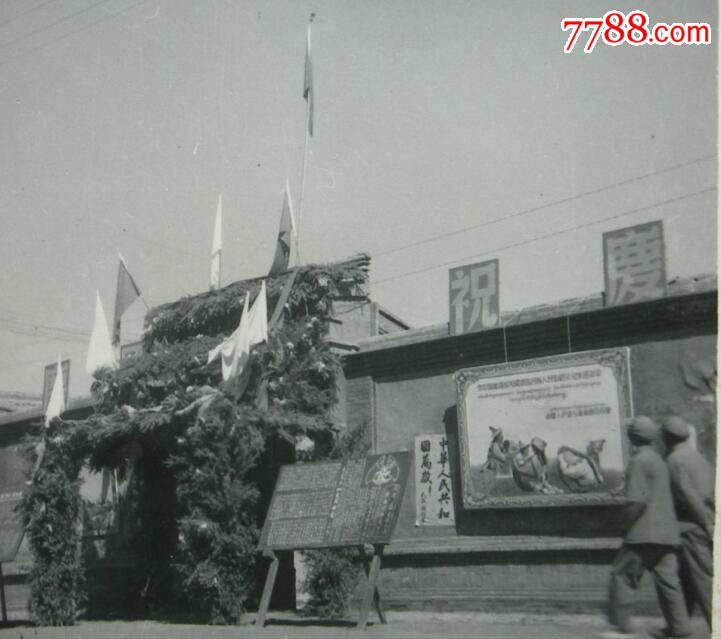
top-left (448, 259), bottom-right (499, 335)
top-left (603, 220), bottom-right (667, 307)
top-left (455, 348), bottom-right (632, 509)
top-left (415, 435), bottom-right (455, 526)
top-left (0, 442), bottom-right (30, 562)
top-left (42, 359), bottom-right (70, 412)
top-left (258, 451), bottom-right (410, 551)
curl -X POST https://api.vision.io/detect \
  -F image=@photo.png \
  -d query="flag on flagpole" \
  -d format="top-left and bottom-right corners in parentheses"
top-left (208, 281), bottom-right (268, 381)
top-left (210, 194), bottom-right (222, 290)
top-left (45, 354), bottom-right (66, 428)
top-left (269, 185), bottom-right (295, 277)
top-left (112, 254), bottom-right (142, 345)
top-left (86, 291), bottom-right (117, 374)
top-left (303, 18), bottom-right (314, 136)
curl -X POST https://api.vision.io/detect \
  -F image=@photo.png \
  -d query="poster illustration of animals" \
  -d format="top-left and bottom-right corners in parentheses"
top-left (455, 348), bottom-right (632, 508)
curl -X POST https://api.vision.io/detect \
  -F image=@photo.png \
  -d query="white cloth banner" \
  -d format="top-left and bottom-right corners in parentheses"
top-left (85, 291), bottom-right (117, 375)
top-left (207, 281), bottom-right (268, 381)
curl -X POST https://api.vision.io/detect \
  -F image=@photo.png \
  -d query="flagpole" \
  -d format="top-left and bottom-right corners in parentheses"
top-left (296, 13), bottom-right (314, 266)
top-left (296, 117), bottom-right (309, 265)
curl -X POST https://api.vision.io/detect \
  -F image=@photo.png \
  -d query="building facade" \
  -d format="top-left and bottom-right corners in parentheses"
top-left (340, 276), bottom-right (716, 613)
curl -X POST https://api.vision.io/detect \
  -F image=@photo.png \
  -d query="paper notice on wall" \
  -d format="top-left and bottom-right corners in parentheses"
top-left (415, 434), bottom-right (455, 526)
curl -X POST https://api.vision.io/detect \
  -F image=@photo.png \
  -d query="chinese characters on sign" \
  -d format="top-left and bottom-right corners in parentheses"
top-left (603, 221), bottom-right (666, 307)
top-left (449, 259), bottom-right (499, 335)
top-left (415, 435), bottom-right (455, 526)
top-left (42, 359), bottom-right (70, 412)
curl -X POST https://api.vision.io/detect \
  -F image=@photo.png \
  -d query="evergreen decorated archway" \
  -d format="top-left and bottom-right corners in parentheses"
top-left (20, 256), bottom-right (370, 625)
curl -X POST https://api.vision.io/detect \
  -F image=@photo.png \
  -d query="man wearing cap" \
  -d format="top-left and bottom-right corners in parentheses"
top-left (661, 416), bottom-right (714, 631)
top-left (608, 416), bottom-right (691, 638)
top-left (480, 427), bottom-right (506, 473)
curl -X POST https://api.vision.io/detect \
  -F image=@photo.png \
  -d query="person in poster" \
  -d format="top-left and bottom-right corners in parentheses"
top-left (479, 427), bottom-right (507, 475)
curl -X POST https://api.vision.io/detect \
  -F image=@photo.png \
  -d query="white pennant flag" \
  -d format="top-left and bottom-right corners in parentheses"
top-left (45, 354), bottom-right (66, 428)
top-left (245, 280), bottom-right (268, 346)
top-left (207, 281), bottom-right (268, 381)
top-left (210, 193), bottom-right (222, 290)
top-left (85, 291), bottom-right (117, 375)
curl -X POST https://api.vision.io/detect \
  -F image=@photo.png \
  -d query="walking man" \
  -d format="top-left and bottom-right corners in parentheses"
top-left (661, 416), bottom-right (714, 631)
top-left (607, 416), bottom-right (690, 638)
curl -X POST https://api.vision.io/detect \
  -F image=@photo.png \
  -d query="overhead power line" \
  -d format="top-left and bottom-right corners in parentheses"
top-left (0, 0), bottom-right (117, 50)
top-left (373, 186), bottom-right (716, 286)
top-left (373, 155), bottom-right (716, 259)
top-left (0, 316), bottom-right (91, 339)
top-left (0, 0), bottom-right (61, 30)
top-left (0, 0), bottom-right (152, 67)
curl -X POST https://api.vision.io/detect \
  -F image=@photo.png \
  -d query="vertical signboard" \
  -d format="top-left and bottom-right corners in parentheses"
top-left (0, 443), bottom-right (30, 562)
top-left (603, 220), bottom-right (666, 307)
top-left (415, 435), bottom-right (455, 526)
top-left (449, 259), bottom-right (499, 335)
top-left (42, 359), bottom-right (70, 412)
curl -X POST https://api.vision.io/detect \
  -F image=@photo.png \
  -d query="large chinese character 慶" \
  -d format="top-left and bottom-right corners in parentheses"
top-left (604, 222), bottom-right (665, 306)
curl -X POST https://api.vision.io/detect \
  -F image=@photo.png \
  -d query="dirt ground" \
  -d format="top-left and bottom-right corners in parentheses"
top-left (0, 611), bottom-right (712, 639)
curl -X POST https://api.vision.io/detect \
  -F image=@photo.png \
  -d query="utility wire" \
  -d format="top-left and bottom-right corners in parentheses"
top-left (0, 0), bottom-right (61, 30)
top-left (373, 186), bottom-right (716, 286)
top-left (0, 316), bottom-right (91, 338)
top-left (373, 155), bottom-right (715, 259)
top-left (0, 0), bottom-right (117, 50)
top-left (0, 0), bottom-right (152, 68)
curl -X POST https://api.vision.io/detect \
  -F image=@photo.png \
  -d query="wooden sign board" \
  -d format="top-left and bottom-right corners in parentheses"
top-left (42, 359), bottom-right (70, 412)
top-left (603, 220), bottom-right (666, 307)
top-left (258, 451), bottom-right (410, 551)
top-left (449, 259), bottom-right (499, 335)
top-left (0, 443), bottom-right (29, 562)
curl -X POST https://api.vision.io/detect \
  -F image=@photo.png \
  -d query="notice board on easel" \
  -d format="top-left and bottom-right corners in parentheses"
top-left (258, 451), bottom-right (410, 551)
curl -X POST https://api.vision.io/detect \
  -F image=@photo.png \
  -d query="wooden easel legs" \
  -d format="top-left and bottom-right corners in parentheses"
top-left (256, 545), bottom-right (387, 631)
top-left (256, 551), bottom-right (279, 628)
top-left (357, 544), bottom-right (386, 630)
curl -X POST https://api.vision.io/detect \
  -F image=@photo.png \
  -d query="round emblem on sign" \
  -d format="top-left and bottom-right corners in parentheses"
top-left (366, 454), bottom-right (400, 486)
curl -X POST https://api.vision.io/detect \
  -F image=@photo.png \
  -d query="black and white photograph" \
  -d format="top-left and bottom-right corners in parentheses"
top-left (0, 1), bottom-right (716, 638)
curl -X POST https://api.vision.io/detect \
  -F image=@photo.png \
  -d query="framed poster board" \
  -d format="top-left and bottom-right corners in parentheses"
top-left (455, 348), bottom-right (632, 508)
top-left (258, 451), bottom-right (410, 551)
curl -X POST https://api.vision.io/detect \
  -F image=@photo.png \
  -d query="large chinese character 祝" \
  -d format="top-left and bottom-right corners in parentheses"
top-left (603, 221), bottom-right (666, 307)
top-left (449, 260), bottom-right (499, 335)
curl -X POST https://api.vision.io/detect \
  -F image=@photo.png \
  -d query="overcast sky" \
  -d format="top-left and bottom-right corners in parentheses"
top-left (0, 0), bottom-right (717, 399)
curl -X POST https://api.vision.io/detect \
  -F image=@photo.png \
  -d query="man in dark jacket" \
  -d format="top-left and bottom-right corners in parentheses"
top-left (608, 416), bottom-right (691, 637)
top-left (661, 416), bottom-right (714, 631)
